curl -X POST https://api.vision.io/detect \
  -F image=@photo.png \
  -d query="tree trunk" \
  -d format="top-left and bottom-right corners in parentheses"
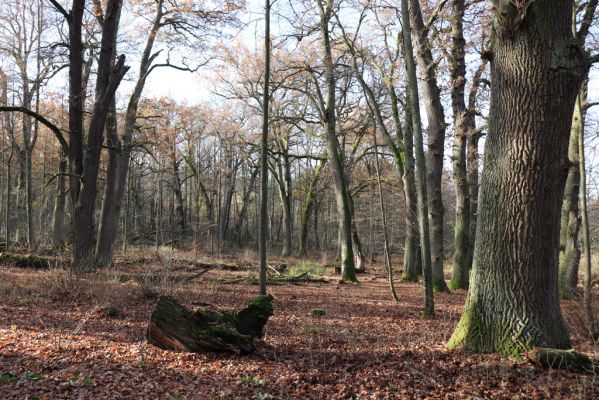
top-left (408, 0), bottom-right (448, 293)
top-left (577, 94), bottom-right (596, 338)
top-left (448, 0), bottom-right (472, 290)
top-left (218, 160), bottom-right (236, 246)
top-left (373, 128), bottom-right (398, 301)
top-left (318, 2), bottom-right (356, 282)
top-left (51, 155), bottom-right (67, 248)
top-left (449, 1), bottom-right (587, 354)
top-left (95, 98), bottom-right (120, 267)
top-left (172, 157), bottom-right (186, 234)
top-left (401, 92), bottom-right (421, 280)
top-left (95, 0), bottom-right (163, 267)
top-left (299, 159), bottom-right (325, 256)
top-left (71, 0), bottom-right (127, 269)
top-left (558, 94), bottom-right (582, 299)
top-left (402, 0), bottom-right (434, 315)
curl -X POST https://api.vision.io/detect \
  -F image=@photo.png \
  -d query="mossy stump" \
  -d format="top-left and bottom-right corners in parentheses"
top-left (146, 295), bottom-right (273, 354)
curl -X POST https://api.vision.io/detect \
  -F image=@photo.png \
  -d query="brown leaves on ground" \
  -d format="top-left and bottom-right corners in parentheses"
top-left (0, 257), bottom-right (597, 399)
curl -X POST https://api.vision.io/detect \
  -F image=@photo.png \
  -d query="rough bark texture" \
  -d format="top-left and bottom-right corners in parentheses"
top-left (448, 0), bottom-right (472, 290)
top-left (71, 0), bottom-right (128, 269)
top-left (95, 0), bottom-right (163, 267)
top-left (408, 0), bottom-right (448, 292)
top-left (402, 0), bottom-right (434, 315)
top-left (448, 1), bottom-right (587, 354)
top-left (318, 0), bottom-right (356, 282)
top-left (258, 0), bottom-right (270, 294)
top-left (146, 295), bottom-right (273, 354)
top-left (558, 96), bottom-right (582, 299)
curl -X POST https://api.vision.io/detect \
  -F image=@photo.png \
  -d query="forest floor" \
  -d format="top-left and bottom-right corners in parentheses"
top-left (0, 250), bottom-right (598, 399)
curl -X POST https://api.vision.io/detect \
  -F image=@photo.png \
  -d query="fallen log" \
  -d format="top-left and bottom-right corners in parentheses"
top-left (146, 294), bottom-right (273, 354)
top-left (525, 347), bottom-right (599, 373)
top-left (0, 252), bottom-right (61, 269)
top-left (211, 272), bottom-right (328, 286)
top-left (171, 260), bottom-right (255, 272)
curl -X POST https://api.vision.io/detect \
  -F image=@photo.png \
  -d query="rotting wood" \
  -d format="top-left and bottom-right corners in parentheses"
top-left (146, 294), bottom-right (273, 354)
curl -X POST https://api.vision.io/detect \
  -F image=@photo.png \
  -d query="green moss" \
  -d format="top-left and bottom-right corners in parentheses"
top-left (310, 308), bottom-right (327, 317)
top-left (401, 271), bottom-right (418, 282)
top-left (248, 294), bottom-right (273, 312)
top-left (447, 300), bottom-right (479, 350)
top-left (448, 276), bottom-right (468, 290)
top-left (206, 325), bottom-right (252, 344)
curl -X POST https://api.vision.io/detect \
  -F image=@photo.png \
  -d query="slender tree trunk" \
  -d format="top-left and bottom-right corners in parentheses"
top-left (51, 155), bottom-right (67, 247)
top-left (172, 157), bottom-right (185, 234)
top-left (448, 0), bottom-right (472, 290)
top-left (299, 159), bottom-right (325, 256)
top-left (578, 94), bottom-right (596, 338)
top-left (449, 1), bottom-right (587, 353)
top-left (408, 0), bottom-right (448, 292)
top-left (373, 128), bottom-right (398, 301)
top-left (318, 1), bottom-right (356, 282)
top-left (559, 93), bottom-right (583, 299)
top-left (258, 0), bottom-right (270, 295)
top-left (402, 0), bottom-right (434, 316)
top-left (401, 93), bottom-right (421, 280)
top-left (233, 167), bottom-right (258, 246)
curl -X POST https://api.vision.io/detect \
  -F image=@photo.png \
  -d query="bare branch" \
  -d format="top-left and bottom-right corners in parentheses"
top-left (0, 106), bottom-right (68, 153)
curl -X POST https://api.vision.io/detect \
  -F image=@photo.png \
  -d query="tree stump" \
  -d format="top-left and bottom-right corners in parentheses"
top-left (146, 295), bottom-right (273, 354)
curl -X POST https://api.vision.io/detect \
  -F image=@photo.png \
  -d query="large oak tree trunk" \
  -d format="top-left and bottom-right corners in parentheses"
top-left (449, 1), bottom-right (587, 354)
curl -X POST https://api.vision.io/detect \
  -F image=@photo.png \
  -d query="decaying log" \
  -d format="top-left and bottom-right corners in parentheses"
top-left (268, 263), bottom-right (287, 275)
top-left (171, 260), bottom-right (255, 272)
top-left (526, 347), bottom-right (599, 373)
top-left (0, 252), bottom-right (62, 269)
top-left (146, 294), bottom-right (273, 354)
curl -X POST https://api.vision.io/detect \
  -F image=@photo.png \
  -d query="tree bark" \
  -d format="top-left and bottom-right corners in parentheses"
top-left (558, 94), bottom-right (582, 299)
top-left (448, 0), bottom-right (472, 290)
top-left (51, 155), bottom-right (67, 248)
top-left (449, 1), bottom-right (587, 354)
top-left (70, 0), bottom-right (128, 269)
top-left (317, 0), bottom-right (356, 282)
top-left (402, 0), bottom-right (434, 315)
top-left (408, 0), bottom-right (449, 292)
top-left (299, 159), bottom-right (325, 256)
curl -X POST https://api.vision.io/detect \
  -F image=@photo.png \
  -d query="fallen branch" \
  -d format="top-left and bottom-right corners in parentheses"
top-left (525, 347), bottom-right (599, 373)
top-left (171, 260), bottom-right (255, 272)
top-left (211, 272), bottom-right (328, 286)
top-left (0, 252), bottom-right (65, 269)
